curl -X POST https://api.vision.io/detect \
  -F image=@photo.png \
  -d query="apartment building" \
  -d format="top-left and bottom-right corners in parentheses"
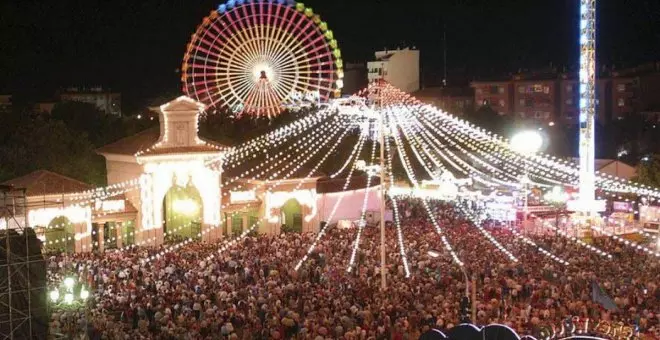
top-left (367, 48), bottom-right (420, 93)
top-left (512, 79), bottom-right (558, 121)
top-left (471, 81), bottom-right (513, 116)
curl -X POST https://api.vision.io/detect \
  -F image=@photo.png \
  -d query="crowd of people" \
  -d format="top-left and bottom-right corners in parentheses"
top-left (46, 198), bottom-right (659, 339)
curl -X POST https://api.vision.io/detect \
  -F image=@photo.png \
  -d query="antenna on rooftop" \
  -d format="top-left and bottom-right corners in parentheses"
top-left (443, 23), bottom-right (447, 87)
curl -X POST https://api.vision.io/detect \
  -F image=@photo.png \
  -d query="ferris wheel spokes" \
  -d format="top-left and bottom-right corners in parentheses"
top-left (182, 0), bottom-right (343, 117)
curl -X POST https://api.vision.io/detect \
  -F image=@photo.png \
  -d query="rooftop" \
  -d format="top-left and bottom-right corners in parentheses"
top-left (96, 128), bottom-right (160, 156)
top-left (1, 170), bottom-right (93, 197)
top-left (413, 87), bottom-right (474, 98)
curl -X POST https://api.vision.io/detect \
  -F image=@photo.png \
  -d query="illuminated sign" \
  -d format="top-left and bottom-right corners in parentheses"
top-left (612, 201), bottom-right (632, 212)
top-left (567, 199), bottom-right (606, 213)
top-left (538, 316), bottom-right (640, 340)
top-left (230, 190), bottom-right (257, 203)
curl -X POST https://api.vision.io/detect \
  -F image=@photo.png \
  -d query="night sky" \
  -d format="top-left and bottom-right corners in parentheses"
top-left (2, 0), bottom-right (659, 111)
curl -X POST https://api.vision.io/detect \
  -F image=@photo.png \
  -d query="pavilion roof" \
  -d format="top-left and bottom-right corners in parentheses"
top-left (96, 127), bottom-right (160, 156)
top-left (97, 127), bottom-right (229, 157)
top-left (1, 170), bottom-right (93, 197)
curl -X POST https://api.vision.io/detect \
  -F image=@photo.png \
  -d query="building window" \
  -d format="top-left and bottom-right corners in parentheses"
top-left (489, 86), bottom-right (499, 94)
top-left (518, 86), bottom-right (525, 93)
top-left (566, 98), bottom-right (573, 105)
top-left (519, 99), bottom-right (525, 106)
top-left (476, 88), bottom-right (482, 95)
top-left (617, 98), bottom-right (625, 107)
top-left (499, 99), bottom-right (505, 107)
top-left (498, 87), bottom-right (505, 94)
top-left (566, 84), bottom-right (573, 92)
top-left (617, 84), bottom-right (626, 92)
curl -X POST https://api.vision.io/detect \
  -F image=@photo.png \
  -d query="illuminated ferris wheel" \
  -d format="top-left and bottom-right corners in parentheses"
top-left (181, 0), bottom-right (344, 118)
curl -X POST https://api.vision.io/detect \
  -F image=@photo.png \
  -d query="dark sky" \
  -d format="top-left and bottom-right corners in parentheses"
top-left (2, 0), bottom-right (659, 110)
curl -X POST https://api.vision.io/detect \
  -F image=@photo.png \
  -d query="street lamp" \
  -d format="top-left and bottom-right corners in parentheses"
top-left (544, 186), bottom-right (569, 235)
top-left (510, 131), bottom-right (543, 229)
top-left (509, 130), bottom-right (543, 155)
top-left (49, 276), bottom-right (89, 309)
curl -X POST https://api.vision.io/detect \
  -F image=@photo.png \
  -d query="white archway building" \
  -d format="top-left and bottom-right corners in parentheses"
top-left (99, 96), bottom-right (226, 246)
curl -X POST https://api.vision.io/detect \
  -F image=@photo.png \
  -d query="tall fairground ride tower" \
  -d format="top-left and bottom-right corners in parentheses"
top-left (576, 0), bottom-right (599, 214)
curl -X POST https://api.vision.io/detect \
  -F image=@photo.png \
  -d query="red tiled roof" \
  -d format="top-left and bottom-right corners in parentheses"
top-left (98, 127), bottom-right (229, 157)
top-left (2, 170), bottom-right (93, 196)
top-left (96, 128), bottom-right (160, 156)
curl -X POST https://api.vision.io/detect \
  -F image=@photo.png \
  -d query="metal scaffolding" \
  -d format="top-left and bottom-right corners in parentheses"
top-left (0, 185), bottom-right (48, 340)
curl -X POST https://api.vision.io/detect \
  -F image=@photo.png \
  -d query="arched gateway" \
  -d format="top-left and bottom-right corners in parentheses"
top-left (99, 96), bottom-right (227, 247)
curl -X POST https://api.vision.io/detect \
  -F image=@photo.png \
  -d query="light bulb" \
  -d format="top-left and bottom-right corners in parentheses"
top-left (50, 290), bottom-right (59, 302)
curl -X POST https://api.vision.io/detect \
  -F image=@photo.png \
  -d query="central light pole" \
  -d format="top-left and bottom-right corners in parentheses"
top-left (379, 109), bottom-right (387, 290)
top-left (510, 130), bottom-right (543, 231)
top-left (544, 186), bottom-right (569, 236)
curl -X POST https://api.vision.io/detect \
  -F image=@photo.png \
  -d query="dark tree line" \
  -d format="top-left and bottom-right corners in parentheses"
top-left (0, 102), bottom-right (156, 186)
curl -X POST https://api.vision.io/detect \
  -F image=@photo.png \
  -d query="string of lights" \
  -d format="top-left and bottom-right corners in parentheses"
top-left (453, 202), bottom-right (519, 263)
top-left (386, 108), bottom-right (464, 266)
top-left (295, 129), bottom-right (369, 270)
top-left (347, 137), bottom-right (378, 272)
top-left (491, 215), bottom-right (569, 266)
top-left (216, 108), bottom-right (340, 169)
top-left (590, 225), bottom-right (660, 258)
top-left (530, 214), bottom-right (612, 258)
top-left (330, 132), bottom-right (366, 178)
top-left (204, 121), bottom-right (355, 265)
top-left (384, 119), bottom-right (411, 277)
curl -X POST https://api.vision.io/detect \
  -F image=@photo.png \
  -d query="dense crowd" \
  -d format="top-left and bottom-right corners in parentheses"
top-left (47, 198), bottom-right (660, 339)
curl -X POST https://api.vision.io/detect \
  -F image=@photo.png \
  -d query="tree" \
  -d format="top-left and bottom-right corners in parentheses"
top-left (0, 110), bottom-right (106, 186)
top-left (634, 154), bottom-right (660, 188)
top-left (50, 101), bottom-right (129, 147)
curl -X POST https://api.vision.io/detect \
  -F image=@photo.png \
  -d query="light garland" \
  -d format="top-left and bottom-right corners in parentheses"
top-left (330, 132), bottom-right (366, 178)
top-left (387, 108), bottom-right (464, 266)
top-left (496, 217), bottom-right (569, 266)
top-left (295, 130), bottom-right (369, 270)
top-left (453, 202), bottom-right (519, 263)
top-left (347, 138), bottom-right (378, 272)
top-left (201, 120), bottom-right (356, 265)
top-left (532, 214), bottom-right (612, 258)
top-left (590, 224), bottom-right (660, 258)
top-left (214, 108), bottom-right (339, 169)
top-left (384, 120), bottom-right (411, 277)
top-left (386, 105), bottom-right (518, 263)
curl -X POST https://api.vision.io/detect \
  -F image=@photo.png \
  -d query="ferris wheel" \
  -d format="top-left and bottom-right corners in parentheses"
top-left (182, 0), bottom-right (344, 118)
